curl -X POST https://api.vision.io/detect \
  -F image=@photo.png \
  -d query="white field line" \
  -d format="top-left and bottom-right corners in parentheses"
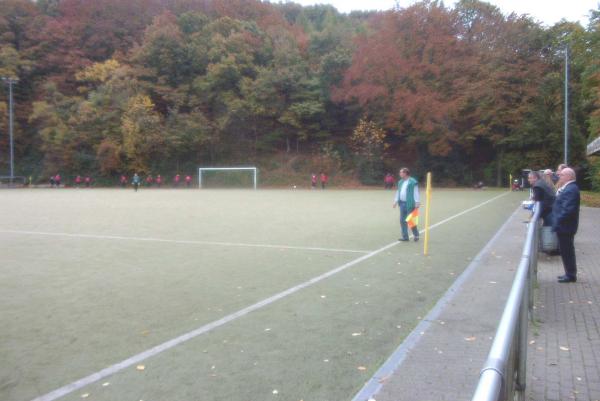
top-left (29, 191), bottom-right (510, 401)
top-left (0, 230), bottom-right (370, 254)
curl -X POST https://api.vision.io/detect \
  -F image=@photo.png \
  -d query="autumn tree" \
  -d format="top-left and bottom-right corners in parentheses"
top-left (350, 118), bottom-right (388, 183)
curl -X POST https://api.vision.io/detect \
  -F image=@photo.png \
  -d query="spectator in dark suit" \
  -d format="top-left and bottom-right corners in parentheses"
top-left (552, 168), bottom-right (580, 283)
top-left (528, 171), bottom-right (555, 226)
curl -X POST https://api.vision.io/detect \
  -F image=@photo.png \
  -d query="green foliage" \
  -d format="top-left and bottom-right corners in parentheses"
top-left (588, 156), bottom-right (600, 191)
top-left (2, 0), bottom-right (600, 186)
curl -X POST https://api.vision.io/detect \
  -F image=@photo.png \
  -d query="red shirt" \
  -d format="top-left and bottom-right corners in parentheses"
top-left (84, 177), bottom-right (91, 183)
top-left (175, 175), bottom-right (180, 183)
top-left (120, 175), bottom-right (127, 183)
top-left (320, 174), bottom-right (328, 183)
top-left (185, 176), bottom-right (192, 183)
top-left (156, 176), bottom-right (162, 184)
top-left (75, 176), bottom-right (82, 183)
top-left (311, 175), bottom-right (317, 184)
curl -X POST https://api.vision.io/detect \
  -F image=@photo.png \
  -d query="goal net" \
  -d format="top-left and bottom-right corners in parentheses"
top-left (0, 176), bottom-right (27, 188)
top-left (198, 167), bottom-right (258, 189)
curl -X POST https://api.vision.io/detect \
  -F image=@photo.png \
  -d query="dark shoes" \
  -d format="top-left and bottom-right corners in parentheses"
top-left (398, 238), bottom-right (409, 242)
top-left (414, 236), bottom-right (419, 242)
top-left (557, 275), bottom-right (577, 283)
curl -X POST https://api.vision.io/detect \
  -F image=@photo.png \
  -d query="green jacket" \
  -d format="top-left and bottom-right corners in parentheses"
top-left (395, 177), bottom-right (418, 212)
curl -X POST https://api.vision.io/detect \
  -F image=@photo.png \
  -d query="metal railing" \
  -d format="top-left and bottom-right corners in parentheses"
top-left (471, 203), bottom-right (541, 401)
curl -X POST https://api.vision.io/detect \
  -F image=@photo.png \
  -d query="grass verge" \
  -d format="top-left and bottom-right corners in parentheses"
top-left (581, 191), bottom-right (600, 208)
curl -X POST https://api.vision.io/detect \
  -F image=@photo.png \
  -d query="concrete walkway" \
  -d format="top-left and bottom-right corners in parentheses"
top-left (527, 207), bottom-right (600, 401)
top-left (354, 206), bottom-right (600, 401)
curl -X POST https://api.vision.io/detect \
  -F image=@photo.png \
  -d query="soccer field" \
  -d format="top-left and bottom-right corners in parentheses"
top-left (0, 188), bottom-right (524, 401)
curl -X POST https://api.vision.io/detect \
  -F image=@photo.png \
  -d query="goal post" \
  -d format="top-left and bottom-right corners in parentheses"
top-left (198, 167), bottom-right (258, 190)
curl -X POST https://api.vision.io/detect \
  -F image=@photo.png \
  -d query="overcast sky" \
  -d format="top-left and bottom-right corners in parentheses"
top-left (280, 0), bottom-right (599, 26)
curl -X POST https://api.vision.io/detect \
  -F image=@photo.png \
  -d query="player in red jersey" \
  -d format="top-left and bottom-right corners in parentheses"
top-left (320, 172), bottom-right (328, 189)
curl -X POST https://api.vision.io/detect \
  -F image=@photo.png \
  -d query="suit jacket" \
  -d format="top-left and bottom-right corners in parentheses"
top-left (532, 180), bottom-right (555, 217)
top-left (552, 181), bottom-right (580, 235)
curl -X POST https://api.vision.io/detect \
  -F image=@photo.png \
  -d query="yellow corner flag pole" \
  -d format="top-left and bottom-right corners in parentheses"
top-left (423, 172), bottom-right (432, 256)
top-left (509, 174), bottom-right (513, 191)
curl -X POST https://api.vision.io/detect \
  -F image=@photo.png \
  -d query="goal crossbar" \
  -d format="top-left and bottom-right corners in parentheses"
top-left (198, 167), bottom-right (257, 190)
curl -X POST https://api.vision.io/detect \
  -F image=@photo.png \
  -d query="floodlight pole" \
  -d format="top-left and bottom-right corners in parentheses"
top-left (2, 77), bottom-right (18, 183)
top-left (564, 46), bottom-right (569, 165)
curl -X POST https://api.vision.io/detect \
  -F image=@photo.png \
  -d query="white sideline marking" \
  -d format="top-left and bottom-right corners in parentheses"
top-left (29, 191), bottom-right (510, 401)
top-left (0, 230), bottom-right (370, 254)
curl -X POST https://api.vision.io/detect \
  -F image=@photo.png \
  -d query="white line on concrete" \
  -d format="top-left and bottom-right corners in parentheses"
top-left (29, 191), bottom-right (511, 401)
top-left (0, 230), bottom-right (371, 254)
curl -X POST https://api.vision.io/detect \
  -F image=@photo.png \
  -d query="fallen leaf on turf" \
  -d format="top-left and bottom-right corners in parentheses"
top-left (560, 346), bottom-right (570, 351)
top-left (357, 366), bottom-right (367, 371)
top-left (102, 382), bottom-right (110, 387)
top-left (529, 340), bottom-right (535, 345)
top-left (273, 389), bottom-right (279, 394)
top-left (265, 328), bottom-right (271, 332)
top-left (81, 394), bottom-right (89, 399)
top-left (136, 365), bottom-right (145, 371)
top-left (464, 336), bottom-right (476, 341)
top-left (352, 332), bottom-right (362, 336)
top-left (577, 377), bottom-right (582, 381)
top-left (323, 359), bottom-right (329, 362)
top-left (489, 281), bottom-right (497, 284)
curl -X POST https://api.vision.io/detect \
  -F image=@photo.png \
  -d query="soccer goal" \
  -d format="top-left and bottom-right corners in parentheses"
top-left (0, 175), bottom-right (27, 188)
top-left (198, 167), bottom-right (258, 190)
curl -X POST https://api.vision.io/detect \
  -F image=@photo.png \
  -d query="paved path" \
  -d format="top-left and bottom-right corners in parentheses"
top-left (355, 206), bottom-right (600, 401)
top-left (527, 207), bottom-right (600, 401)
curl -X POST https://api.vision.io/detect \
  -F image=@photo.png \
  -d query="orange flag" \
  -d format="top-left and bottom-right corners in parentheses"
top-left (406, 209), bottom-right (419, 229)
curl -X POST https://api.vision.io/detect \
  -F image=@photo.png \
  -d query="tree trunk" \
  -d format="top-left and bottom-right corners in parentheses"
top-left (496, 148), bottom-right (503, 187)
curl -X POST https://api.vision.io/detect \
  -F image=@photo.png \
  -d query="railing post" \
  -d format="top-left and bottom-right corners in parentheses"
top-left (516, 276), bottom-right (529, 392)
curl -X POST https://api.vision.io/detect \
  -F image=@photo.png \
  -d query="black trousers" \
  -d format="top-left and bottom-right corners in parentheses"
top-left (557, 232), bottom-right (577, 278)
